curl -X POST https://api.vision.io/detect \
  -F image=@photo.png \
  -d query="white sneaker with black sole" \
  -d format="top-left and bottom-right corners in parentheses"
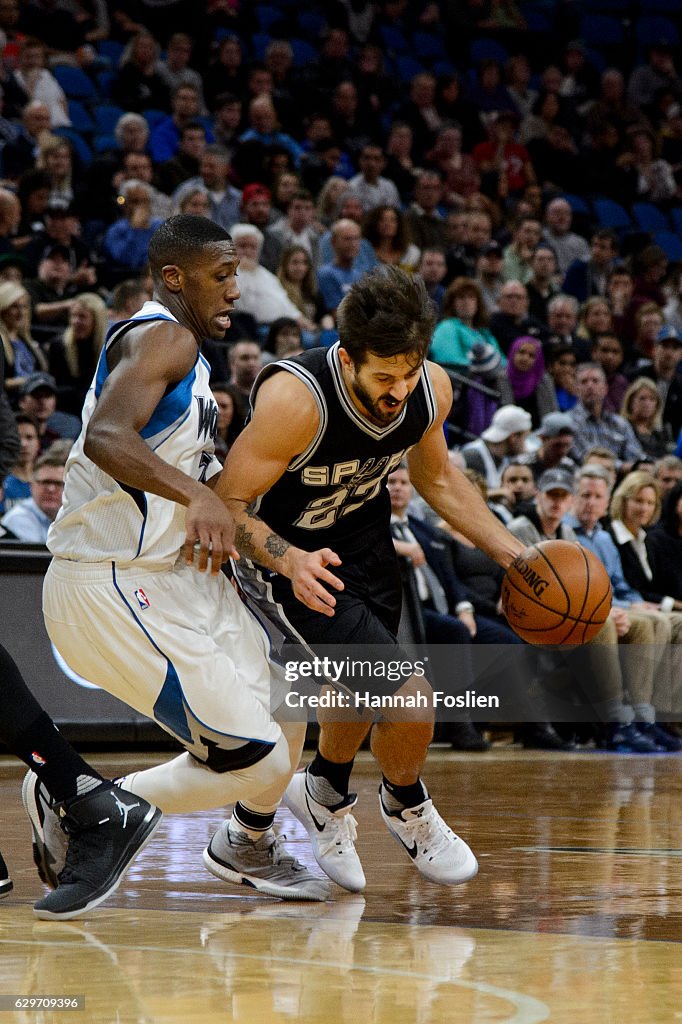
top-left (281, 770), bottom-right (366, 892)
top-left (203, 823), bottom-right (331, 901)
top-left (379, 788), bottom-right (478, 885)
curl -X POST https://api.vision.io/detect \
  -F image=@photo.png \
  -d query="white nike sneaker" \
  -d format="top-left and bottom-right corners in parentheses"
top-left (379, 788), bottom-right (478, 885)
top-left (281, 770), bottom-right (366, 892)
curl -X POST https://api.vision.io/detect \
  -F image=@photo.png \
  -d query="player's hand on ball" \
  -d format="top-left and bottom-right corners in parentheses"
top-left (289, 548), bottom-right (344, 617)
top-left (184, 491), bottom-right (238, 575)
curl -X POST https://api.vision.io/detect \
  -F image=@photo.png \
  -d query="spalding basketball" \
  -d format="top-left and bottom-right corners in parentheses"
top-left (501, 540), bottom-right (612, 645)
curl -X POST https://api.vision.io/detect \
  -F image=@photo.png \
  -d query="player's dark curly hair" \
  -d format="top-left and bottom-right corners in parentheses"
top-left (336, 265), bottom-right (436, 368)
top-left (148, 215), bottom-right (233, 282)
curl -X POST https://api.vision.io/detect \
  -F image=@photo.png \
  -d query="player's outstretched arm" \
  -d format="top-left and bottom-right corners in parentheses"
top-left (215, 373), bottom-right (344, 616)
top-left (408, 363), bottom-right (524, 570)
top-left (84, 321), bottom-right (237, 574)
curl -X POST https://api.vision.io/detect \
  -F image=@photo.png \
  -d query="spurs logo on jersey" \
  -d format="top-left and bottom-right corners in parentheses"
top-left (296, 451), bottom-right (407, 530)
top-left (247, 343), bottom-right (438, 558)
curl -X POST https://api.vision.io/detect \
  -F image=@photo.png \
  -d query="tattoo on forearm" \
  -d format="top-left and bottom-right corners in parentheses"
top-left (234, 502), bottom-right (290, 565)
top-left (265, 533), bottom-right (290, 559)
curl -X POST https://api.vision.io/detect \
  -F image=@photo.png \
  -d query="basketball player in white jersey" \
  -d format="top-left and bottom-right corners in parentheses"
top-left (28, 215), bottom-right (328, 915)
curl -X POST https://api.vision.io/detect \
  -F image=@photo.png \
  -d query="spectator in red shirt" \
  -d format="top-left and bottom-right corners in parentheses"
top-left (472, 111), bottom-right (535, 203)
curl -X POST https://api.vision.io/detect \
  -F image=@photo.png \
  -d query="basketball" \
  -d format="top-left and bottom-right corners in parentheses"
top-left (501, 539), bottom-right (612, 645)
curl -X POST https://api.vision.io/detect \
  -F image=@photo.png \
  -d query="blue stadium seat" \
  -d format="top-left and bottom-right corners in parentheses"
top-left (393, 55), bottom-right (425, 83)
top-left (412, 32), bottom-right (448, 62)
top-left (632, 202), bottom-right (669, 233)
top-left (255, 5), bottom-right (283, 32)
top-left (432, 60), bottom-right (457, 77)
top-left (379, 25), bottom-right (409, 55)
top-left (67, 100), bottom-right (94, 134)
top-left (470, 39), bottom-right (509, 65)
top-left (53, 127), bottom-right (92, 166)
top-left (97, 39), bottom-right (125, 66)
top-left (563, 193), bottom-right (591, 217)
top-left (96, 70), bottom-right (116, 99)
top-left (53, 64), bottom-right (98, 100)
top-left (635, 15), bottom-right (679, 46)
top-left (523, 10), bottom-right (553, 32)
top-left (142, 109), bottom-right (167, 131)
top-left (670, 208), bottom-right (682, 236)
top-left (94, 104), bottom-right (124, 135)
top-left (298, 10), bottom-right (327, 39)
top-left (93, 133), bottom-right (118, 153)
top-left (593, 198), bottom-right (632, 230)
top-left (579, 14), bottom-right (625, 47)
top-left (654, 231), bottom-right (682, 261)
top-left (290, 38), bottom-right (319, 67)
top-left (251, 33), bottom-right (271, 61)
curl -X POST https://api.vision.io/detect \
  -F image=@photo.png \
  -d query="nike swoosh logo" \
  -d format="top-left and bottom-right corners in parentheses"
top-left (305, 794), bottom-right (326, 833)
top-left (396, 835), bottom-right (418, 859)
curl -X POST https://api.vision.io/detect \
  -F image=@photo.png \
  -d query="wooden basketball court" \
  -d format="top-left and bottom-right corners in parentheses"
top-left (1, 748), bottom-right (680, 1022)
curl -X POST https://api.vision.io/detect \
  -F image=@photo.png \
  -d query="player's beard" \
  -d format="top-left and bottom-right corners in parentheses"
top-left (350, 376), bottom-right (406, 426)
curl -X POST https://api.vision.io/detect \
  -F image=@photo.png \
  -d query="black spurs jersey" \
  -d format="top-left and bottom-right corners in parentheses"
top-left (250, 342), bottom-right (438, 558)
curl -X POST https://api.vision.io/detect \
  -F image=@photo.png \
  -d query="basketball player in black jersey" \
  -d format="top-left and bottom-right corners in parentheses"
top-left (216, 266), bottom-right (524, 890)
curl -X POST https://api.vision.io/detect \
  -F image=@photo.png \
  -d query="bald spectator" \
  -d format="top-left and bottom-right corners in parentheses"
top-left (239, 95), bottom-right (303, 168)
top-left (317, 218), bottom-right (365, 317)
top-left (318, 192), bottom-right (377, 275)
top-left (542, 198), bottom-right (590, 277)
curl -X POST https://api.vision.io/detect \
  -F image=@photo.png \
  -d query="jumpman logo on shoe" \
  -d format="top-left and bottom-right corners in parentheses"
top-left (113, 794), bottom-right (141, 829)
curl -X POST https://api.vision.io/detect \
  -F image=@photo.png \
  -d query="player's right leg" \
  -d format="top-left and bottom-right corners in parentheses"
top-left (42, 558), bottom-right (328, 902)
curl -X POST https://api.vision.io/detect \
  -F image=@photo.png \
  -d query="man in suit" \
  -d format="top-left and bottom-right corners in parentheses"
top-left (387, 463), bottom-right (525, 750)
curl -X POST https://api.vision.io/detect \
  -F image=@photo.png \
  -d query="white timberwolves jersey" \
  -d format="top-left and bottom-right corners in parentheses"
top-left (48, 302), bottom-right (222, 567)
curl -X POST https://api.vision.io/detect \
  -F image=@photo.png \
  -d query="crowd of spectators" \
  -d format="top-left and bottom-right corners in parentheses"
top-left (1, 0), bottom-right (682, 752)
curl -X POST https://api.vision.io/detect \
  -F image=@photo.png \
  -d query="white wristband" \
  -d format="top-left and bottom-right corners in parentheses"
top-left (660, 596), bottom-right (675, 613)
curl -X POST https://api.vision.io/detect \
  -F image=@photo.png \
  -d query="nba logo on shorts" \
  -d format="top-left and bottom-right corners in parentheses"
top-left (31, 751), bottom-right (46, 766)
top-left (134, 588), bottom-right (151, 610)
